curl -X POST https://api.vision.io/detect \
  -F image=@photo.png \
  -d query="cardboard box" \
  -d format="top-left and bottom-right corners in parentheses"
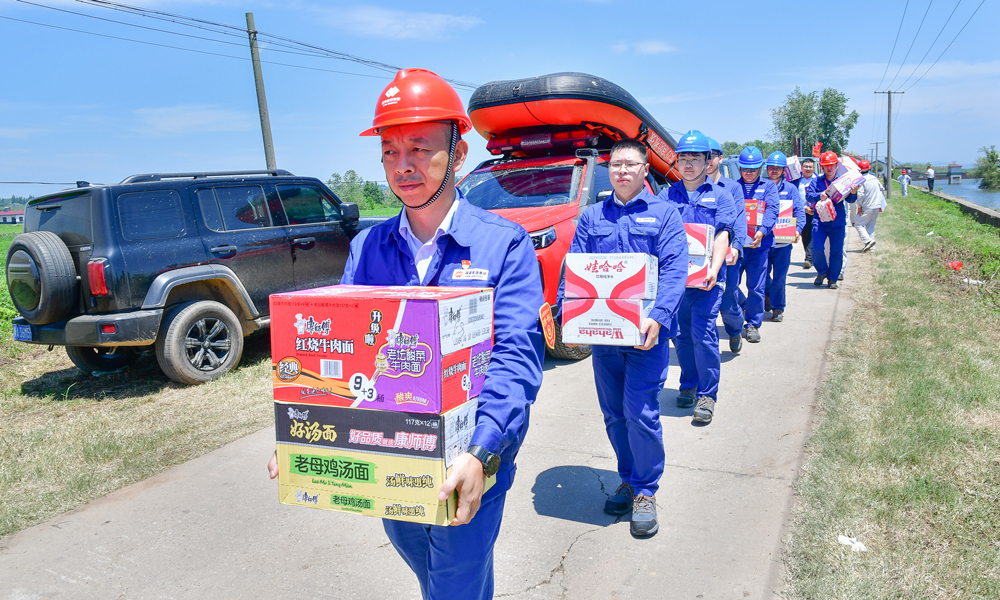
top-left (774, 199), bottom-right (798, 243)
top-left (684, 223), bottom-right (715, 257)
top-left (828, 170), bottom-right (865, 202)
top-left (561, 298), bottom-right (653, 346)
top-left (784, 155), bottom-right (802, 181)
top-left (274, 401), bottom-right (493, 525)
top-left (815, 199), bottom-right (837, 222)
top-left (835, 156), bottom-right (861, 178)
top-left (270, 285), bottom-right (494, 414)
top-left (745, 199), bottom-right (765, 237)
top-left (563, 253), bottom-right (657, 300)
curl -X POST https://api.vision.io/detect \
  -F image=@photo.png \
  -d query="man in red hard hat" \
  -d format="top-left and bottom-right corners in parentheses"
top-left (268, 69), bottom-right (545, 600)
top-left (804, 151), bottom-right (858, 288)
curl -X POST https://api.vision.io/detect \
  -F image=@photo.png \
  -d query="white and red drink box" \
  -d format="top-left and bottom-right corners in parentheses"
top-left (687, 254), bottom-right (713, 289)
top-left (561, 298), bottom-right (654, 346)
top-left (684, 223), bottom-right (715, 288)
top-left (563, 253), bottom-right (657, 300)
top-left (745, 199), bottom-right (765, 238)
top-left (815, 199), bottom-right (837, 222)
top-left (774, 199), bottom-right (798, 244)
top-left (784, 155), bottom-right (802, 181)
top-left (828, 170), bottom-right (865, 202)
top-left (270, 285), bottom-right (493, 414)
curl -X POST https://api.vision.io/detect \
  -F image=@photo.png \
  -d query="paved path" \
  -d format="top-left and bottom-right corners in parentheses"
top-left (0, 236), bottom-right (864, 600)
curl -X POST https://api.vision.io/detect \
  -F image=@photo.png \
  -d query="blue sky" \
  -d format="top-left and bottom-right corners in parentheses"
top-left (2, 0), bottom-right (997, 199)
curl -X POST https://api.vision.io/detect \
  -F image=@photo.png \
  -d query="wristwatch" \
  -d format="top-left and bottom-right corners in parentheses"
top-left (466, 445), bottom-right (501, 477)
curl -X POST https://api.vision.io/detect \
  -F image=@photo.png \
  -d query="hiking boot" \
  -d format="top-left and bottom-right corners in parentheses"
top-left (744, 325), bottom-right (761, 343)
top-left (772, 309), bottom-right (784, 323)
top-left (692, 396), bottom-right (716, 423)
top-left (764, 296), bottom-right (772, 311)
top-left (676, 388), bottom-right (697, 408)
top-left (605, 482), bottom-right (634, 516)
top-left (729, 335), bottom-right (743, 353)
top-left (630, 494), bottom-right (658, 537)
top-left (828, 281), bottom-right (839, 289)
top-left (814, 275), bottom-right (826, 287)
top-left (863, 240), bottom-right (877, 252)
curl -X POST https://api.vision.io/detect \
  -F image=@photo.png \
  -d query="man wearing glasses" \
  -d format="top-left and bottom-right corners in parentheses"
top-left (559, 139), bottom-right (688, 537)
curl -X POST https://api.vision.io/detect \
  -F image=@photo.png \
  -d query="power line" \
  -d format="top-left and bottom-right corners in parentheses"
top-left (875, 0), bottom-right (911, 91)
top-left (884, 0), bottom-right (934, 91)
top-left (903, 0), bottom-right (986, 92)
top-left (897, 0), bottom-right (963, 90)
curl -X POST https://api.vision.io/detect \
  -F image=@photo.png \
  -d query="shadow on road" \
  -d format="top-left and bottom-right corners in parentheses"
top-left (531, 465), bottom-right (620, 527)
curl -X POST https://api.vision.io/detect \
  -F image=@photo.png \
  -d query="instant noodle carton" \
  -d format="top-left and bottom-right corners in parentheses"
top-left (784, 156), bottom-right (802, 181)
top-left (774, 199), bottom-right (798, 244)
top-left (745, 199), bottom-right (765, 237)
top-left (684, 223), bottom-right (715, 288)
top-left (274, 400), bottom-right (494, 525)
top-left (828, 170), bottom-right (865, 202)
top-left (561, 298), bottom-right (654, 346)
top-left (270, 285), bottom-right (494, 414)
top-left (563, 253), bottom-right (657, 300)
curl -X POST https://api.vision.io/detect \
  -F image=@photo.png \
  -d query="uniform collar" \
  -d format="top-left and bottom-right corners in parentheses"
top-left (611, 188), bottom-right (654, 208)
top-left (398, 195), bottom-right (459, 248)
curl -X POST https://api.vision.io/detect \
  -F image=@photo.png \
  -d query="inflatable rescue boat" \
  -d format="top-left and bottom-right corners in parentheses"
top-left (468, 72), bottom-right (680, 180)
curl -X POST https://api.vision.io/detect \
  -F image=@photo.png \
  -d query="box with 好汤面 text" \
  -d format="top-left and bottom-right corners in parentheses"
top-left (270, 285), bottom-right (493, 414)
top-left (773, 199), bottom-right (798, 244)
top-left (273, 400), bottom-right (494, 525)
top-left (560, 298), bottom-right (653, 346)
top-left (563, 253), bottom-right (657, 300)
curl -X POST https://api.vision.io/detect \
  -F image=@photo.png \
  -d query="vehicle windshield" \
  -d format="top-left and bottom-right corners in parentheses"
top-left (459, 165), bottom-right (580, 210)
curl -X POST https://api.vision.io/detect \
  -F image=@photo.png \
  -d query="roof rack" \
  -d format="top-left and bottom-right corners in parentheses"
top-left (120, 169), bottom-right (294, 184)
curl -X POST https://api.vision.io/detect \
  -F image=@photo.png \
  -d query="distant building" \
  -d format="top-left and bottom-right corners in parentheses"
top-left (948, 164), bottom-right (962, 185)
top-left (0, 209), bottom-right (24, 224)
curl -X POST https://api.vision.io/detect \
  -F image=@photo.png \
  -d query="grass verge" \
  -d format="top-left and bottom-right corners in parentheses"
top-left (785, 182), bottom-right (1000, 598)
top-left (0, 224), bottom-right (28, 362)
top-left (360, 206), bottom-right (401, 217)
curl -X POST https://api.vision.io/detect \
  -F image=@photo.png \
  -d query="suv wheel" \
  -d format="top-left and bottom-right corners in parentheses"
top-left (6, 231), bottom-right (77, 325)
top-left (66, 346), bottom-right (140, 374)
top-left (155, 301), bottom-right (244, 385)
top-left (548, 320), bottom-right (592, 361)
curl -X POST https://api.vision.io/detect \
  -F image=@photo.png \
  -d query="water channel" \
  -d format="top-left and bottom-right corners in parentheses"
top-left (915, 177), bottom-right (1000, 211)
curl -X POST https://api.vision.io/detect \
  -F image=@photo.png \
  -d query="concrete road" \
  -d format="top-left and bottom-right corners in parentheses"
top-left (0, 237), bottom-right (861, 600)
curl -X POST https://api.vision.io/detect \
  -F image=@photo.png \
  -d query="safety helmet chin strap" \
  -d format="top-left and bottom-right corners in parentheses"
top-left (404, 121), bottom-right (458, 211)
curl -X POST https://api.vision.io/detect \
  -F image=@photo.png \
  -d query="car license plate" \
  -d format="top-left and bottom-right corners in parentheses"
top-left (13, 323), bottom-right (32, 342)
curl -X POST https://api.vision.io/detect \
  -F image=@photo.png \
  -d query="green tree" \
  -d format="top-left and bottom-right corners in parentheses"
top-left (815, 88), bottom-right (859, 155)
top-left (769, 87), bottom-right (818, 154)
top-left (976, 145), bottom-right (1000, 189)
top-left (362, 181), bottom-right (385, 209)
top-left (720, 140), bottom-right (784, 160)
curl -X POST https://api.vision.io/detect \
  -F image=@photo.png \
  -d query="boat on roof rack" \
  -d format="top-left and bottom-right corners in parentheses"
top-left (468, 72), bottom-right (680, 181)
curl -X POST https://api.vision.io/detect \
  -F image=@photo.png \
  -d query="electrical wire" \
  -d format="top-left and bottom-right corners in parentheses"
top-left (903, 0), bottom-right (986, 92)
top-left (884, 0), bottom-right (935, 91)
top-left (875, 0), bottom-right (911, 91)
top-left (897, 0), bottom-right (963, 90)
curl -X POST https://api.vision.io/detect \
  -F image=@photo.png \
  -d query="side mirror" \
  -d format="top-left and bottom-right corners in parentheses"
top-left (340, 202), bottom-right (360, 222)
top-left (596, 190), bottom-right (613, 202)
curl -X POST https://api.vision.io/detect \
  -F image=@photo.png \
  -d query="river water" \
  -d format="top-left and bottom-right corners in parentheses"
top-left (919, 177), bottom-right (1000, 211)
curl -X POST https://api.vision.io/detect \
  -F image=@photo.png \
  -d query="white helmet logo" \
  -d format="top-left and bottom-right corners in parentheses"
top-left (385, 86), bottom-right (400, 98)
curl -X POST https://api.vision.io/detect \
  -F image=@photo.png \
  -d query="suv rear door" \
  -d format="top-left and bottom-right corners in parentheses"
top-left (273, 182), bottom-right (351, 290)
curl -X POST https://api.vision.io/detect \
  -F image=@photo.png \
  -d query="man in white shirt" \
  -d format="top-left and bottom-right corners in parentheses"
top-left (853, 160), bottom-right (884, 252)
top-left (926, 167), bottom-right (936, 192)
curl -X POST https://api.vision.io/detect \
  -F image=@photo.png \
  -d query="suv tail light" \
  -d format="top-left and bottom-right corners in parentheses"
top-left (88, 259), bottom-right (109, 296)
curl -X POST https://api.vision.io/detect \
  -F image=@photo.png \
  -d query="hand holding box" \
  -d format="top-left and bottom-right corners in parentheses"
top-left (684, 223), bottom-right (715, 288)
top-left (815, 199), bottom-right (837, 222)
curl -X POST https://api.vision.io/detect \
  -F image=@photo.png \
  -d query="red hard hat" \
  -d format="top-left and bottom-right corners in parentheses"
top-left (857, 159), bottom-right (870, 171)
top-left (819, 151), bottom-right (839, 167)
top-left (360, 68), bottom-right (473, 137)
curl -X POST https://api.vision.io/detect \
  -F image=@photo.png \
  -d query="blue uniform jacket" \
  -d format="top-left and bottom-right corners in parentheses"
top-left (773, 179), bottom-right (807, 244)
top-left (737, 178), bottom-right (780, 240)
top-left (342, 192), bottom-right (545, 474)
top-left (794, 174), bottom-right (816, 204)
top-left (557, 189), bottom-right (689, 339)
top-left (657, 177), bottom-right (737, 285)
top-left (806, 175), bottom-right (857, 227)
top-left (716, 176), bottom-right (747, 256)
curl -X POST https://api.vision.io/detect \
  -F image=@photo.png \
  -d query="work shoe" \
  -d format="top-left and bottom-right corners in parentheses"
top-left (676, 388), bottom-right (697, 408)
top-left (630, 494), bottom-right (658, 537)
top-left (729, 335), bottom-right (743, 353)
top-left (692, 396), bottom-right (716, 423)
top-left (743, 325), bottom-right (761, 343)
top-left (605, 482), bottom-right (634, 516)
top-left (828, 281), bottom-right (839, 289)
top-left (838, 273), bottom-right (845, 281)
top-left (772, 309), bottom-right (784, 323)
top-left (764, 296), bottom-right (772, 311)
top-left (863, 240), bottom-right (877, 252)
top-left (814, 275), bottom-right (826, 287)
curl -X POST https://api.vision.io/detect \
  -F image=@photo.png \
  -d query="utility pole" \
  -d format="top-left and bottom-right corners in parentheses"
top-left (875, 91), bottom-right (902, 199)
top-left (870, 141), bottom-right (882, 184)
top-left (246, 12), bottom-right (276, 170)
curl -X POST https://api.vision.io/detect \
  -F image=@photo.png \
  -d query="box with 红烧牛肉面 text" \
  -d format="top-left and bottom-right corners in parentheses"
top-left (563, 253), bottom-right (657, 300)
top-left (270, 285), bottom-right (493, 414)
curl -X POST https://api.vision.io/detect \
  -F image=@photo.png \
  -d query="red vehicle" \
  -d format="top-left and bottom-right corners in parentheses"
top-left (457, 73), bottom-right (680, 359)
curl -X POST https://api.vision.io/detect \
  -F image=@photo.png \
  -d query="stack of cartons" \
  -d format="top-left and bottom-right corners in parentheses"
top-left (561, 253), bottom-right (658, 346)
top-left (269, 285), bottom-right (495, 525)
top-left (685, 223), bottom-right (715, 288)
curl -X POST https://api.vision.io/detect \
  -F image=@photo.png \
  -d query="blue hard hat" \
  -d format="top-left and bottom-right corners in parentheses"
top-left (677, 130), bottom-right (710, 154)
top-left (765, 151), bottom-right (787, 168)
top-left (706, 137), bottom-right (723, 155)
top-left (738, 146), bottom-right (765, 169)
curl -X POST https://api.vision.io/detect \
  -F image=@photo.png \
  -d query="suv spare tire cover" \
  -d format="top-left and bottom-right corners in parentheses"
top-left (6, 231), bottom-right (78, 325)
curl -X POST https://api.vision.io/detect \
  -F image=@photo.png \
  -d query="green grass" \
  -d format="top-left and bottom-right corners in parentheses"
top-left (786, 183), bottom-right (1000, 599)
top-left (0, 224), bottom-right (25, 361)
top-left (360, 206), bottom-right (401, 217)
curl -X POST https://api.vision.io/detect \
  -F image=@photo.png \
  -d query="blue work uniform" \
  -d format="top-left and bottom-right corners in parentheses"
top-left (764, 180), bottom-right (806, 312)
top-left (659, 178), bottom-right (736, 400)
top-left (794, 173), bottom-right (817, 259)
top-left (557, 189), bottom-right (688, 496)
top-left (737, 178), bottom-right (779, 329)
top-left (716, 175), bottom-right (748, 341)
top-left (806, 176), bottom-right (857, 282)
top-left (342, 191), bottom-right (545, 600)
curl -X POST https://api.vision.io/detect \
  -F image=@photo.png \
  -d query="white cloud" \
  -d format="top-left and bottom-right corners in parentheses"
top-left (133, 105), bottom-right (255, 136)
top-left (612, 40), bottom-right (673, 55)
top-left (0, 128), bottom-right (45, 139)
top-left (327, 6), bottom-right (483, 40)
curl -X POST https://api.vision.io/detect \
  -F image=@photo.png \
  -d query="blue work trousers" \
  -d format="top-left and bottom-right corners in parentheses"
top-left (765, 244), bottom-right (793, 311)
top-left (742, 243), bottom-right (772, 328)
top-left (592, 342), bottom-right (669, 497)
top-left (811, 224), bottom-right (846, 282)
top-left (720, 258), bottom-right (745, 339)
top-left (383, 486), bottom-right (508, 600)
top-left (673, 286), bottom-right (724, 399)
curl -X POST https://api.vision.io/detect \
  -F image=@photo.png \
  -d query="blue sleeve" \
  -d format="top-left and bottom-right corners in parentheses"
top-left (468, 230), bottom-right (545, 462)
top-left (760, 181), bottom-right (780, 236)
top-left (731, 187), bottom-right (746, 255)
top-left (806, 178), bottom-right (822, 205)
top-left (556, 207), bottom-right (593, 318)
top-left (712, 186), bottom-right (736, 245)
top-left (790, 186), bottom-right (806, 233)
top-left (648, 206), bottom-right (689, 329)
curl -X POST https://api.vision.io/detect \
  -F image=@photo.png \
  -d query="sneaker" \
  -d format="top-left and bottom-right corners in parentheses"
top-left (803, 255), bottom-right (813, 269)
top-left (605, 482), bottom-right (634, 516)
top-left (630, 494), bottom-right (658, 537)
top-left (692, 396), bottom-right (716, 423)
top-left (863, 240), bottom-right (877, 252)
top-left (744, 325), bottom-right (760, 343)
top-left (764, 296), bottom-right (773, 312)
top-left (828, 281), bottom-right (839, 289)
top-left (676, 388), bottom-right (697, 408)
top-left (772, 309), bottom-right (784, 322)
top-left (814, 275), bottom-right (826, 287)
top-left (729, 335), bottom-right (743, 353)
top-left (838, 273), bottom-right (844, 281)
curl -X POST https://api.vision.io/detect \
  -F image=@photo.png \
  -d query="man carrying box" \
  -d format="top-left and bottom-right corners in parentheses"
top-left (707, 137), bottom-right (749, 354)
top-left (763, 152), bottom-right (806, 322)
top-left (267, 68), bottom-right (545, 600)
top-left (806, 151), bottom-right (858, 289)
top-left (734, 146), bottom-right (779, 343)
top-left (852, 159), bottom-right (885, 252)
top-left (660, 130), bottom-right (736, 424)
top-left (558, 138), bottom-right (688, 537)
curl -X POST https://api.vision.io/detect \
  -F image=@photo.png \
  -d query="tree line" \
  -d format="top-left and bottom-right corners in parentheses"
top-left (326, 171), bottom-right (398, 210)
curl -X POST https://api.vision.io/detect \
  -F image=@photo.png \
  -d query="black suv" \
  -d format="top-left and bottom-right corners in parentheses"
top-left (5, 169), bottom-right (366, 384)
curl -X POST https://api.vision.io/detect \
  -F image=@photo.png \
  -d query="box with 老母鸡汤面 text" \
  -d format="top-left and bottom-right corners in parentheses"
top-left (784, 156), bottom-right (802, 181)
top-left (560, 298), bottom-right (653, 346)
top-left (270, 285), bottom-right (493, 414)
top-left (563, 253), bottom-right (657, 300)
top-left (828, 170), bottom-right (865, 203)
top-left (773, 199), bottom-right (798, 244)
top-left (273, 400), bottom-right (494, 526)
